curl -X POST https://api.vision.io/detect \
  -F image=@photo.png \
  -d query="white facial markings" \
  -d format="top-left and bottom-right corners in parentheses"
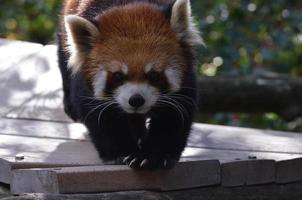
top-left (144, 63), bottom-right (153, 73)
top-left (107, 63), bottom-right (128, 74)
top-left (93, 63), bottom-right (128, 98)
top-left (146, 63), bottom-right (182, 92)
top-left (115, 83), bottom-right (159, 114)
top-left (165, 67), bottom-right (182, 92)
top-left (121, 64), bottom-right (128, 74)
top-left (93, 70), bottom-right (108, 97)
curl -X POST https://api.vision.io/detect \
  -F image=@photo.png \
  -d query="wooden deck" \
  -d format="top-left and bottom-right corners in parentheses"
top-left (1, 39), bottom-right (302, 199)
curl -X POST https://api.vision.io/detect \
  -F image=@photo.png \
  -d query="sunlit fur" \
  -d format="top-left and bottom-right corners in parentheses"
top-left (57, 0), bottom-right (201, 169)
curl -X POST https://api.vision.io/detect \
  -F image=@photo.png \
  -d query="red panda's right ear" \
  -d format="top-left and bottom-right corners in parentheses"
top-left (64, 15), bottom-right (100, 73)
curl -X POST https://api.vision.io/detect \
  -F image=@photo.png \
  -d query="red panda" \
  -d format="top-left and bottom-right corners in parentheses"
top-left (58, 0), bottom-right (203, 169)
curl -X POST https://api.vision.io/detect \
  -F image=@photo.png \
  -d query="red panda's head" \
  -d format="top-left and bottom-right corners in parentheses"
top-left (64, 0), bottom-right (202, 114)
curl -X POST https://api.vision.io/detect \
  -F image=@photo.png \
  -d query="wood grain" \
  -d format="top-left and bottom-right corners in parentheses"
top-left (11, 160), bottom-right (220, 194)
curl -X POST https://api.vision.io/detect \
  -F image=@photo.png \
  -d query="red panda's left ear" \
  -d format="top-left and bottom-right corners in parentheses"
top-left (170, 0), bottom-right (204, 46)
top-left (64, 15), bottom-right (100, 73)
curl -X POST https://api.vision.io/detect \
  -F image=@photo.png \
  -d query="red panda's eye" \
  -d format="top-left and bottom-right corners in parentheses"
top-left (112, 72), bottom-right (125, 84)
top-left (148, 71), bottom-right (161, 84)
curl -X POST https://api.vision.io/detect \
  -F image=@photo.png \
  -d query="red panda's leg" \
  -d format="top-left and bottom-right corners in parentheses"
top-left (124, 95), bottom-right (196, 169)
top-left (84, 108), bottom-right (145, 161)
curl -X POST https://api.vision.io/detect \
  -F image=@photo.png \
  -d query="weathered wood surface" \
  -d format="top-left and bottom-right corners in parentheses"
top-left (0, 118), bottom-right (87, 140)
top-left (6, 89), bottom-right (72, 123)
top-left (0, 135), bottom-right (101, 184)
top-left (0, 39), bottom-right (44, 116)
top-left (4, 124), bottom-right (302, 194)
top-left (190, 123), bottom-right (302, 156)
top-left (221, 159), bottom-right (275, 186)
top-left (1, 39), bottom-right (302, 196)
top-left (2, 123), bottom-right (302, 184)
top-left (0, 39), bottom-right (68, 122)
top-left (11, 160), bottom-right (220, 194)
top-left (4, 181), bottom-right (302, 200)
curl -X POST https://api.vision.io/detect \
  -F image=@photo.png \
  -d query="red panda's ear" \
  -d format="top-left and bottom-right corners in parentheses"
top-left (64, 15), bottom-right (100, 73)
top-left (170, 0), bottom-right (204, 46)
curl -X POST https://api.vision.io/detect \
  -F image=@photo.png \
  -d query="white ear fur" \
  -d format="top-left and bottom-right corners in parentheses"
top-left (170, 0), bottom-right (204, 46)
top-left (64, 15), bottom-right (100, 73)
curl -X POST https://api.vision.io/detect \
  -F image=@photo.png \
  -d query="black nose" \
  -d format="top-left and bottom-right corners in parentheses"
top-left (129, 94), bottom-right (145, 108)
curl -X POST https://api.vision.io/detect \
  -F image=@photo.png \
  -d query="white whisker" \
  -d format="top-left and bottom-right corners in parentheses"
top-left (157, 98), bottom-right (185, 128)
top-left (97, 101), bottom-right (118, 126)
top-left (84, 101), bottom-right (112, 124)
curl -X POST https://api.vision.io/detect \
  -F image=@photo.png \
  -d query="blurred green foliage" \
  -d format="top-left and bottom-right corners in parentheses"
top-left (191, 0), bottom-right (302, 132)
top-left (192, 0), bottom-right (302, 77)
top-left (0, 0), bottom-right (301, 131)
top-left (0, 0), bottom-right (61, 44)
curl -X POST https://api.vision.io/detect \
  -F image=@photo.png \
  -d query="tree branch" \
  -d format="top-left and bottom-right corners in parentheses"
top-left (198, 75), bottom-right (302, 121)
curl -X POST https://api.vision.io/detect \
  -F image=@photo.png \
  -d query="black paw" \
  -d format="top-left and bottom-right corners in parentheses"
top-left (123, 152), bottom-right (177, 170)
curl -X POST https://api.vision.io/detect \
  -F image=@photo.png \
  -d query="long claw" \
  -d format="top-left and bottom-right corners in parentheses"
top-left (140, 159), bottom-right (149, 168)
top-left (129, 158), bottom-right (140, 168)
top-left (123, 155), bottom-right (134, 164)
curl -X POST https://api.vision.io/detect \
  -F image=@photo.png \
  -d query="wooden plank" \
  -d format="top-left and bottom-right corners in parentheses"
top-left (6, 90), bottom-right (72, 123)
top-left (0, 183), bottom-right (10, 199)
top-left (0, 135), bottom-right (102, 184)
top-left (5, 181), bottom-right (302, 200)
top-left (3, 144), bottom-right (302, 187)
top-left (189, 124), bottom-right (302, 154)
top-left (159, 160), bottom-right (220, 190)
top-left (276, 158), bottom-right (302, 183)
top-left (1, 127), bottom-right (302, 185)
top-left (166, 181), bottom-right (302, 200)
top-left (10, 160), bottom-right (220, 194)
top-left (221, 160), bottom-right (275, 187)
top-left (0, 118), bottom-right (87, 140)
top-left (0, 39), bottom-right (43, 72)
top-left (0, 40), bottom-right (43, 116)
top-left (181, 147), bottom-right (302, 163)
top-left (1, 134), bottom-right (301, 183)
top-left (0, 41), bottom-right (62, 119)
top-left (0, 191), bottom-right (171, 200)
top-left (0, 39), bottom-right (67, 122)
top-left (1, 43), bottom-right (63, 120)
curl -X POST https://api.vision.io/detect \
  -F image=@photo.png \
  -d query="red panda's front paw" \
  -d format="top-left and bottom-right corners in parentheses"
top-left (123, 152), bottom-right (178, 170)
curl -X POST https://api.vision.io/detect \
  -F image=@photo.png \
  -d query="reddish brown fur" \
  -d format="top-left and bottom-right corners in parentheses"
top-left (62, 0), bottom-right (186, 85)
top-left (88, 4), bottom-right (185, 83)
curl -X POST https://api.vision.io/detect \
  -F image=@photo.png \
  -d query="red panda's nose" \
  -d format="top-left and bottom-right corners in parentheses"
top-left (129, 94), bottom-right (145, 108)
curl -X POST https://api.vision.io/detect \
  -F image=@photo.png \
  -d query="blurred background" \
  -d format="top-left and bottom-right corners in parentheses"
top-left (0, 0), bottom-right (301, 132)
